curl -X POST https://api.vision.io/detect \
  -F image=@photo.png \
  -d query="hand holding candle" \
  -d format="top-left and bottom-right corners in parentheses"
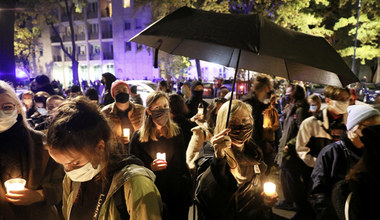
top-left (151, 152), bottom-right (167, 171)
top-left (4, 178), bottom-right (26, 195)
top-left (263, 182), bottom-right (276, 197)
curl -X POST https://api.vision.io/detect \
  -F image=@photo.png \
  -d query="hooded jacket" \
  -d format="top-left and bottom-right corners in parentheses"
top-left (62, 164), bottom-right (162, 220)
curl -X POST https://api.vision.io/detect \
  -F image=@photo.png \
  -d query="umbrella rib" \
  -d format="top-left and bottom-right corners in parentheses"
top-left (169, 39), bottom-right (185, 54)
top-left (284, 59), bottom-right (290, 80)
top-left (227, 48), bottom-right (236, 67)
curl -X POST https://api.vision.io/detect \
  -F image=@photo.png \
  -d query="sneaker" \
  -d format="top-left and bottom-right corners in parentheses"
top-left (275, 200), bottom-right (297, 211)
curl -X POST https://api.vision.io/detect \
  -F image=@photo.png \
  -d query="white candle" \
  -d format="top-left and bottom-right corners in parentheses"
top-left (4, 178), bottom-right (26, 194)
top-left (263, 182), bottom-right (276, 197)
top-left (123, 128), bottom-right (130, 138)
top-left (156, 152), bottom-right (166, 161)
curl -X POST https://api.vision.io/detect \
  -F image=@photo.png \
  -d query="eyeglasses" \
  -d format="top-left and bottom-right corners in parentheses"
top-left (1, 103), bottom-right (16, 113)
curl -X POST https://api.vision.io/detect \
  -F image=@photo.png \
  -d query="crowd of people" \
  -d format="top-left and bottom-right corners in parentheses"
top-left (1, 72), bottom-right (379, 220)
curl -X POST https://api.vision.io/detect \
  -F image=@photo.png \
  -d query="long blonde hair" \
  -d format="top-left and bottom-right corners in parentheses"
top-left (0, 80), bottom-right (29, 128)
top-left (214, 100), bottom-right (255, 183)
top-left (139, 91), bottom-right (179, 142)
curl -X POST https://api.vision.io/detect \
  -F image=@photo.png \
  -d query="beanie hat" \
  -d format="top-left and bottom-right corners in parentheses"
top-left (190, 81), bottom-right (203, 91)
top-left (346, 105), bottom-right (380, 130)
top-left (111, 80), bottom-right (130, 98)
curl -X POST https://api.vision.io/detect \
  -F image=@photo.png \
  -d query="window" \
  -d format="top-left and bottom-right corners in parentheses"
top-left (78, 25), bottom-right (85, 34)
top-left (123, 0), bottom-right (130, 8)
top-left (65, 46), bottom-right (72, 54)
top-left (125, 42), bottom-right (131, 52)
top-left (136, 43), bottom-right (143, 51)
top-left (79, 45), bottom-right (86, 55)
top-left (135, 19), bottom-right (142, 29)
top-left (39, 47), bottom-right (43, 56)
top-left (90, 23), bottom-right (99, 33)
top-left (92, 45), bottom-right (100, 54)
top-left (88, 2), bottom-right (98, 12)
top-left (124, 20), bottom-right (131, 30)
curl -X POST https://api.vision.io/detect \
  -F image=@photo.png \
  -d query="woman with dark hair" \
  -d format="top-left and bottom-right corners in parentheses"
top-left (0, 80), bottom-right (64, 220)
top-left (129, 91), bottom-right (192, 220)
top-left (46, 96), bottom-right (162, 220)
top-left (186, 97), bottom-right (227, 175)
top-left (101, 72), bottom-right (117, 106)
top-left (275, 84), bottom-right (311, 211)
top-left (169, 94), bottom-right (197, 146)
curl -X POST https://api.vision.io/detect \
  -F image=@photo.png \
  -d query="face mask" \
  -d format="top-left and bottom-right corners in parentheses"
top-left (37, 107), bottom-right (48, 116)
top-left (115, 92), bottom-right (129, 103)
top-left (192, 90), bottom-right (203, 99)
top-left (309, 105), bottom-right (318, 112)
top-left (0, 109), bottom-right (18, 133)
top-left (181, 87), bottom-right (188, 96)
top-left (151, 108), bottom-right (169, 127)
top-left (329, 100), bottom-right (349, 114)
top-left (228, 123), bottom-right (253, 146)
top-left (65, 162), bottom-right (102, 182)
top-left (23, 99), bottom-right (33, 106)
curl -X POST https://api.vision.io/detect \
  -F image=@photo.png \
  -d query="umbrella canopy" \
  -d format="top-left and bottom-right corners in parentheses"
top-left (130, 6), bottom-right (358, 87)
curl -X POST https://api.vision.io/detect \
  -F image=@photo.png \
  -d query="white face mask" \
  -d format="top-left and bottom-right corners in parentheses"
top-left (0, 109), bottom-right (18, 133)
top-left (329, 100), bottom-right (349, 114)
top-left (65, 162), bottom-right (102, 182)
top-left (37, 107), bottom-right (48, 116)
top-left (309, 105), bottom-right (318, 112)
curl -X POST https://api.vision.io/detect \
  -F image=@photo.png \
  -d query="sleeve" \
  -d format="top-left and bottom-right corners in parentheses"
top-left (310, 146), bottom-right (334, 194)
top-left (296, 118), bottom-right (316, 167)
top-left (125, 175), bottom-right (163, 220)
top-left (41, 158), bottom-right (65, 205)
top-left (295, 107), bottom-right (310, 129)
top-left (186, 126), bottom-right (205, 170)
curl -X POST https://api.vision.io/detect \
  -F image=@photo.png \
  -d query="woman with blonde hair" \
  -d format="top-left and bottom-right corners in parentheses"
top-left (0, 80), bottom-right (64, 220)
top-left (129, 91), bottom-right (192, 220)
top-left (195, 100), bottom-right (278, 220)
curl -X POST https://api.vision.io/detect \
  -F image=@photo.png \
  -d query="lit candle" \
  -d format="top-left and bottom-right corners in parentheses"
top-left (156, 152), bottom-right (166, 161)
top-left (263, 182), bottom-right (276, 197)
top-left (4, 178), bottom-right (26, 194)
top-left (123, 128), bottom-right (130, 138)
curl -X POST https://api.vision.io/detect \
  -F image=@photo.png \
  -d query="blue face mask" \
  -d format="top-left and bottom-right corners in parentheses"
top-left (309, 105), bottom-right (318, 112)
top-left (37, 107), bottom-right (48, 116)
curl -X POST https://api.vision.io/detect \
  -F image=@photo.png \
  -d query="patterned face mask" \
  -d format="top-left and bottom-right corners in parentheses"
top-left (151, 108), bottom-right (169, 127)
top-left (228, 123), bottom-right (253, 146)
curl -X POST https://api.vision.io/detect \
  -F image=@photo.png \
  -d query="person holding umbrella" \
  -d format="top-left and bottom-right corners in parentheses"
top-left (195, 100), bottom-right (278, 219)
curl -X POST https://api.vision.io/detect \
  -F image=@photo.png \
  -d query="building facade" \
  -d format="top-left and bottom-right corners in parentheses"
top-left (35, 0), bottom-right (157, 87)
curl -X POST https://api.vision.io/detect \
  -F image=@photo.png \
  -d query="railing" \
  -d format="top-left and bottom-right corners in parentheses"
top-left (50, 36), bottom-right (61, 43)
top-left (102, 31), bottom-right (112, 39)
top-left (103, 53), bottom-right (113, 60)
top-left (89, 32), bottom-right (99, 40)
top-left (87, 11), bottom-right (98, 19)
top-left (53, 55), bottom-right (62, 62)
top-left (90, 53), bottom-right (100, 60)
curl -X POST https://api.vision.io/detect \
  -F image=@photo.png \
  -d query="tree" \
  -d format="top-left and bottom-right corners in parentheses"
top-left (18, 0), bottom-right (87, 85)
top-left (135, 0), bottom-right (380, 81)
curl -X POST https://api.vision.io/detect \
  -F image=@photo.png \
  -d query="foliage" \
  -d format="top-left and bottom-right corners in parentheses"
top-left (135, 0), bottom-right (380, 76)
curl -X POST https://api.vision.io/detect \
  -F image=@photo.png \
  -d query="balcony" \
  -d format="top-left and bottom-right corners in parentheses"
top-left (50, 36), bottom-right (61, 43)
top-left (78, 54), bottom-right (86, 61)
top-left (53, 55), bottom-right (62, 62)
top-left (102, 31), bottom-right (112, 39)
top-left (73, 13), bottom-right (84, 21)
top-left (63, 35), bottom-right (71, 42)
top-left (87, 11), bottom-right (98, 19)
top-left (89, 32), bottom-right (99, 40)
top-left (61, 14), bottom-right (69, 22)
top-left (90, 53), bottom-right (100, 60)
top-left (75, 33), bottom-right (85, 41)
top-left (103, 53), bottom-right (113, 60)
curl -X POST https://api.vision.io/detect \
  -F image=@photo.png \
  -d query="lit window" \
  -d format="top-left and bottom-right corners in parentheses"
top-left (123, 0), bottom-right (130, 8)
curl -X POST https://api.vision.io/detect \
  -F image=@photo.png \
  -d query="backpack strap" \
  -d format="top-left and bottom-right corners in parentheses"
top-left (114, 185), bottom-right (129, 220)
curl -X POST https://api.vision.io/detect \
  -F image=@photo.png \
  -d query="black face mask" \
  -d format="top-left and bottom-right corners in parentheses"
top-left (115, 92), bottom-right (129, 103)
top-left (192, 90), bottom-right (203, 99)
top-left (151, 109), bottom-right (169, 127)
top-left (229, 123), bottom-right (253, 146)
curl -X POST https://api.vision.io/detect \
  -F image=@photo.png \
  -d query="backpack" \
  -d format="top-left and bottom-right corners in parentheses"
top-left (192, 141), bottom-right (215, 220)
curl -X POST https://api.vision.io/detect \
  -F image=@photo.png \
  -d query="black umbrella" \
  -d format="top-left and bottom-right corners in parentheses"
top-left (129, 6), bottom-right (358, 125)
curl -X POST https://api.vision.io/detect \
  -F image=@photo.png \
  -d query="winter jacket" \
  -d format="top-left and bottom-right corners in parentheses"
top-left (196, 141), bottom-right (270, 220)
top-left (276, 99), bottom-right (310, 165)
top-left (62, 164), bottom-right (162, 220)
top-left (0, 116), bottom-right (64, 220)
top-left (102, 102), bottom-right (145, 145)
top-left (309, 134), bottom-right (362, 220)
top-left (296, 108), bottom-right (346, 167)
